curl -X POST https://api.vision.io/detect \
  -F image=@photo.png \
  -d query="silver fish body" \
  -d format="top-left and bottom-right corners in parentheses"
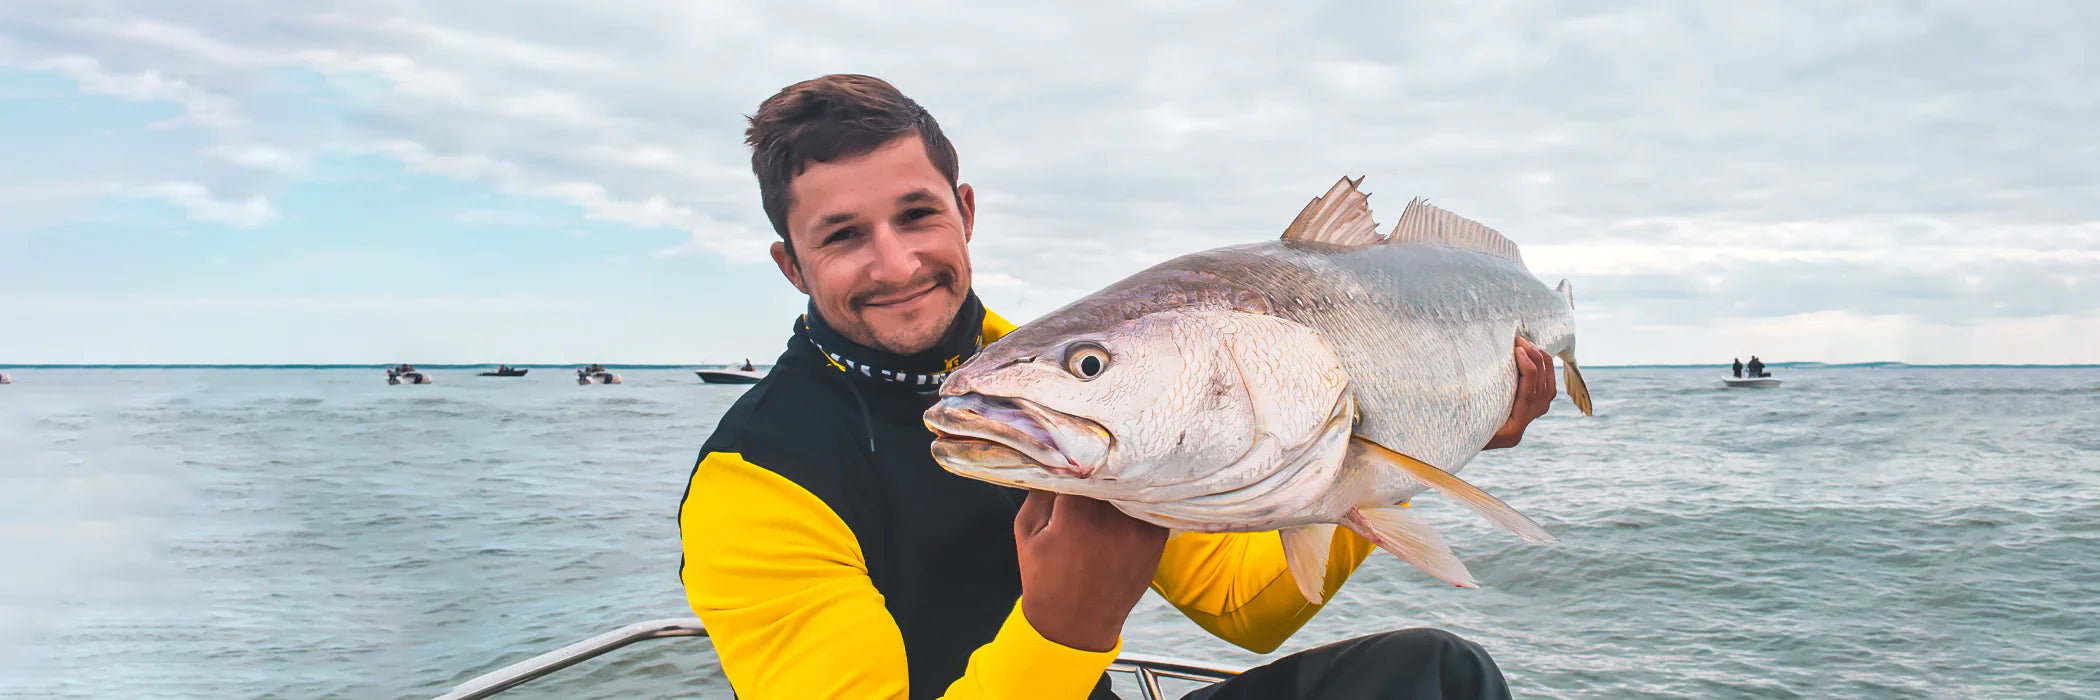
top-left (926, 178), bottom-right (1592, 595)
top-left (1158, 239), bottom-right (1576, 483)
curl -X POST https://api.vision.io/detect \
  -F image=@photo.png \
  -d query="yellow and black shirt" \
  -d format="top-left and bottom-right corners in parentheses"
top-left (678, 296), bottom-right (1377, 699)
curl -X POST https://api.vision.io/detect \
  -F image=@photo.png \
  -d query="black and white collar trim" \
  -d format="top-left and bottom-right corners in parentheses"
top-left (797, 291), bottom-right (988, 390)
top-left (805, 333), bottom-right (980, 387)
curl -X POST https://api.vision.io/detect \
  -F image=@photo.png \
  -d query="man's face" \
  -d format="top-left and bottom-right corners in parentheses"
top-left (772, 134), bottom-right (975, 356)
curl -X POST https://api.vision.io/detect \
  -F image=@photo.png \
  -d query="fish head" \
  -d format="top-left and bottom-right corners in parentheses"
top-left (926, 290), bottom-right (1351, 502)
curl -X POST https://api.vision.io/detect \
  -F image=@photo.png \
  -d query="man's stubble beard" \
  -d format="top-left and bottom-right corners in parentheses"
top-left (831, 266), bottom-right (965, 356)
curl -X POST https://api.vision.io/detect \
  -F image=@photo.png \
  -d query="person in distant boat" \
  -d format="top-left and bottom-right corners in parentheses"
top-left (1733, 358), bottom-right (1744, 378)
top-left (1746, 356), bottom-right (1765, 378)
top-left (676, 74), bottom-right (1549, 700)
top-left (739, 358), bottom-right (755, 372)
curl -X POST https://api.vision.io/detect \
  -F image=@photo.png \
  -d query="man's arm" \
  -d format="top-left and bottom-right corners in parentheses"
top-left (679, 452), bottom-right (1120, 699)
top-left (1149, 337), bottom-right (1562, 652)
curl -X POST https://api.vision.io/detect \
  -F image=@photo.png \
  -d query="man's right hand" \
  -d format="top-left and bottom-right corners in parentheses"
top-left (1014, 490), bottom-right (1168, 653)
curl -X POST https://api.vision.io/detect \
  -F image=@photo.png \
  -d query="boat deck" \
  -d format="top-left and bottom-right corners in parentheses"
top-left (432, 618), bottom-right (1238, 699)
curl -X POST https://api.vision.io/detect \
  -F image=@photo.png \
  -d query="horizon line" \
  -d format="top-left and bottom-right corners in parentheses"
top-left (3, 362), bottom-right (2096, 370)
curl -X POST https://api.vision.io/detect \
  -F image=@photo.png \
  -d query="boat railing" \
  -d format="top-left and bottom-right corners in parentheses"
top-left (431, 617), bottom-right (1241, 700)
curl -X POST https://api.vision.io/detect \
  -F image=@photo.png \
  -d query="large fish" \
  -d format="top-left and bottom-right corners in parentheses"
top-left (924, 177), bottom-right (1593, 602)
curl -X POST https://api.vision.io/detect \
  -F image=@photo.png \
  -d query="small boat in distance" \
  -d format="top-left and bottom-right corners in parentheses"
top-left (0, 372), bottom-right (11, 385)
top-left (388, 364), bottom-right (433, 385)
top-left (1723, 355), bottom-right (1779, 388)
top-left (577, 364), bottom-right (622, 385)
top-left (480, 365), bottom-right (529, 377)
top-left (696, 358), bottom-right (765, 384)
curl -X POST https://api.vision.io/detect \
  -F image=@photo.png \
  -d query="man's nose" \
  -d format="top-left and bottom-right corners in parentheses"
top-left (865, 224), bottom-right (922, 284)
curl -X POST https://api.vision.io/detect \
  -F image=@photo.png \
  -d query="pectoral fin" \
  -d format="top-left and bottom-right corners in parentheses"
top-left (1348, 436), bottom-right (1557, 543)
top-left (1344, 505), bottom-right (1477, 588)
top-left (1279, 524), bottom-right (1337, 604)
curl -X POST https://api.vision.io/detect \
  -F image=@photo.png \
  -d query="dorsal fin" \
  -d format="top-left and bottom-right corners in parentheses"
top-left (1281, 176), bottom-right (1383, 246)
top-left (1388, 198), bottom-right (1526, 270)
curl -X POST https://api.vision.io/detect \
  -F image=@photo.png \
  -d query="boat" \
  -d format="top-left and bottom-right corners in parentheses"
top-left (429, 617), bottom-right (1236, 700)
top-left (695, 367), bottom-right (765, 384)
top-left (576, 365), bottom-right (621, 385)
top-left (697, 359), bottom-right (766, 384)
top-left (1725, 356), bottom-right (1779, 388)
top-left (480, 365), bottom-right (529, 377)
top-left (0, 372), bottom-right (11, 385)
top-left (387, 365), bottom-right (433, 385)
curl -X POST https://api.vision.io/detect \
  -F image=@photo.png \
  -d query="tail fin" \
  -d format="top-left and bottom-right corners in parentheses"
top-left (1552, 279), bottom-right (1591, 415)
top-left (1560, 352), bottom-right (1593, 416)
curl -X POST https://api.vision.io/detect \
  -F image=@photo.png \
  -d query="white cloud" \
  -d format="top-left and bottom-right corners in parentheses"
top-left (199, 143), bottom-right (297, 171)
top-left (27, 55), bottom-right (240, 128)
top-left (3, 2), bottom-right (2099, 362)
top-left (355, 16), bottom-right (617, 73)
top-left (3, 293), bottom-right (582, 314)
top-left (1591, 311), bottom-right (2100, 366)
top-left (372, 138), bottom-right (772, 260)
top-left (133, 182), bottom-right (276, 227)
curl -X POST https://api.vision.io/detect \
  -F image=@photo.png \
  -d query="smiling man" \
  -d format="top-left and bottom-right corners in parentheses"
top-left (677, 74), bottom-right (1553, 699)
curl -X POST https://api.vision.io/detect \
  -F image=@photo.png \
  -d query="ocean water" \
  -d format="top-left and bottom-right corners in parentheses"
top-left (2, 367), bottom-right (2096, 699)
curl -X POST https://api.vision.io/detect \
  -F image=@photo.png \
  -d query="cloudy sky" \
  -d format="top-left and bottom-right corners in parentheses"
top-left (2, 1), bottom-right (2095, 365)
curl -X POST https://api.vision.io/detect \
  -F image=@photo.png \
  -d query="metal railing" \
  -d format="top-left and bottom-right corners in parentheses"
top-left (432, 617), bottom-right (1242, 700)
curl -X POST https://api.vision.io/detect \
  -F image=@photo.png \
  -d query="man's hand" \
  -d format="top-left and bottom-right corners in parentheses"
top-left (1014, 490), bottom-right (1168, 652)
top-left (1485, 337), bottom-right (1557, 450)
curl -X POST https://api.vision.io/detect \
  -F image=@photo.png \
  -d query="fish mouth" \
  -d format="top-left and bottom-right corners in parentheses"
top-left (924, 393), bottom-right (1110, 479)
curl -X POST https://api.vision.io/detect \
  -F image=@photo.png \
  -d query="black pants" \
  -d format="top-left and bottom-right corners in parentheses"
top-left (1165, 628), bottom-right (1511, 700)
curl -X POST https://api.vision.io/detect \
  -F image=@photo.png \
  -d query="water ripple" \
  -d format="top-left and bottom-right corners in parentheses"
top-left (2, 367), bottom-right (2096, 698)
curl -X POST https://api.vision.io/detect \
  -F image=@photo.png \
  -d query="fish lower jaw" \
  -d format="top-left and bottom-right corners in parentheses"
top-left (928, 431), bottom-right (1093, 479)
top-left (924, 394), bottom-right (1104, 478)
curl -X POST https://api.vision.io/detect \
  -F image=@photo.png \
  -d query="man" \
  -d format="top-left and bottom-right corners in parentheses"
top-left (1746, 356), bottom-right (1765, 378)
top-left (1733, 358), bottom-right (1744, 378)
top-left (678, 74), bottom-right (1559, 699)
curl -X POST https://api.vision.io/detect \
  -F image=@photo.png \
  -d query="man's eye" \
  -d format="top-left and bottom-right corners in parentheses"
top-left (824, 228), bottom-right (858, 244)
top-left (903, 208), bottom-right (937, 222)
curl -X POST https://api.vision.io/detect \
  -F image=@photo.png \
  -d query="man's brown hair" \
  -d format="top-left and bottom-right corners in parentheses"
top-left (745, 74), bottom-right (961, 249)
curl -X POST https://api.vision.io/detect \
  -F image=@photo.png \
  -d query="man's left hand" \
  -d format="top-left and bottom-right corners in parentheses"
top-left (1485, 337), bottom-right (1556, 450)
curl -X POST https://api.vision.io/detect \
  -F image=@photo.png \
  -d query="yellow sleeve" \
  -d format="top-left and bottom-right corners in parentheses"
top-left (1149, 527), bottom-right (1377, 653)
top-left (680, 452), bottom-right (1119, 699)
top-left (981, 308), bottom-right (1019, 342)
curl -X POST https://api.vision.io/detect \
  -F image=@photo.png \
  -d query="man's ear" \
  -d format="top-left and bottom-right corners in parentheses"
top-left (771, 240), bottom-right (808, 294)
top-left (956, 183), bottom-right (976, 243)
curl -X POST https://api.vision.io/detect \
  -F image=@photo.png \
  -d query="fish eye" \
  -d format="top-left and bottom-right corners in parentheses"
top-left (1063, 342), bottom-right (1110, 379)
